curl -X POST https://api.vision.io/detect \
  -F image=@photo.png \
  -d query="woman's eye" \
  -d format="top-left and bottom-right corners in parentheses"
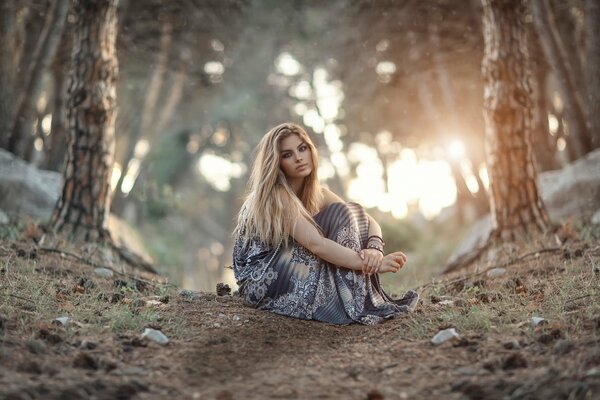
top-left (299, 145), bottom-right (307, 151)
top-left (282, 153), bottom-right (291, 158)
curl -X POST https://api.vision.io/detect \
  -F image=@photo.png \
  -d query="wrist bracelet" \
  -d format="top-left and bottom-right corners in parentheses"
top-left (367, 245), bottom-right (384, 255)
top-left (367, 235), bottom-right (385, 246)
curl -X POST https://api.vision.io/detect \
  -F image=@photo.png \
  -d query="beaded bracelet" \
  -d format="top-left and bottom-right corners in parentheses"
top-left (366, 235), bottom-right (385, 254)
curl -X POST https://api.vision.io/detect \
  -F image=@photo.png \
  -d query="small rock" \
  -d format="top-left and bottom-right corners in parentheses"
top-left (73, 352), bottom-right (99, 370)
top-left (502, 352), bottom-right (528, 370)
top-left (213, 323), bottom-right (221, 328)
top-left (218, 313), bottom-right (226, 318)
top-left (486, 268), bottom-right (506, 278)
top-left (94, 267), bottom-right (114, 278)
top-left (553, 339), bottom-right (574, 355)
top-left (99, 247), bottom-right (115, 265)
top-left (503, 339), bottom-right (521, 350)
top-left (52, 316), bottom-right (70, 327)
top-left (232, 315), bottom-right (241, 321)
top-left (216, 283), bottom-right (231, 296)
top-left (80, 339), bottom-right (98, 350)
top-left (178, 289), bottom-right (201, 300)
top-left (431, 328), bottom-right (460, 345)
top-left (455, 366), bottom-right (487, 376)
top-left (531, 316), bottom-right (547, 327)
top-left (114, 279), bottom-right (129, 288)
top-left (141, 328), bottom-right (169, 345)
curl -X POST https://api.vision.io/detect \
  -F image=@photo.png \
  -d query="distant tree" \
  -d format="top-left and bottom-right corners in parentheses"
top-left (481, 0), bottom-right (551, 241)
top-left (0, 0), bottom-right (17, 144)
top-left (50, 0), bottom-right (119, 241)
top-left (7, 0), bottom-right (70, 158)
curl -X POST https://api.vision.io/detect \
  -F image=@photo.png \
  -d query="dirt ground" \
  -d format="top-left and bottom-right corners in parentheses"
top-left (1, 238), bottom-right (599, 400)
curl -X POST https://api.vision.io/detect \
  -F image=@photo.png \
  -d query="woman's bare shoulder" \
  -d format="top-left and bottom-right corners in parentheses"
top-left (320, 186), bottom-right (345, 208)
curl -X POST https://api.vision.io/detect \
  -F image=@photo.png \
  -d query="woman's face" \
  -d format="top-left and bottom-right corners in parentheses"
top-left (279, 134), bottom-right (313, 180)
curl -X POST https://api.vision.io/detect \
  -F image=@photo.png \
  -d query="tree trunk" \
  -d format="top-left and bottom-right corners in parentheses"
top-left (531, 0), bottom-right (592, 158)
top-left (44, 29), bottom-right (72, 171)
top-left (585, 0), bottom-right (600, 149)
top-left (50, 0), bottom-right (119, 242)
top-left (481, 0), bottom-right (551, 241)
top-left (0, 0), bottom-right (17, 146)
top-left (7, 0), bottom-right (70, 157)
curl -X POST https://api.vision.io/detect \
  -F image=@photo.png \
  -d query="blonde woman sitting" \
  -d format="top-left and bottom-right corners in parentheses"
top-left (232, 122), bottom-right (418, 325)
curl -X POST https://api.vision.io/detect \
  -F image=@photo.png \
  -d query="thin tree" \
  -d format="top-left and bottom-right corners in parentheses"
top-left (481, 0), bottom-right (551, 241)
top-left (50, 0), bottom-right (119, 242)
top-left (585, 0), bottom-right (600, 149)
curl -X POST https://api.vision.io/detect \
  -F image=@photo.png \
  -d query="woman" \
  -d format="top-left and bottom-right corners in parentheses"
top-left (232, 122), bottom-right (418, 325)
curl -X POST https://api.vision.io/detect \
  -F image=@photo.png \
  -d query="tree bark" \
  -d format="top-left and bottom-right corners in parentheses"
top-left (50, 0), bottom-right (119, 242)
top-left (584, 0), bottom-right (600, 149)
top-left (481, 0), bottom-right (551, 241)
top-left (531, 0), bottom-right (592, 158)
top-left (7, 0), bottom-right (70, 157)
top-left (0, 0), bottom-right (17, 147)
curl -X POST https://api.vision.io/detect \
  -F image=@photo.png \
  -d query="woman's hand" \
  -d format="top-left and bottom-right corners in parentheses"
top-left (378, 251), bottom-right (408, 274)
top-left (359, 249), bottom-right (384, 275)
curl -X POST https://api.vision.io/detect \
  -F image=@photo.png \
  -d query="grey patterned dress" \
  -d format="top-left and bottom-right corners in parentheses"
top-left (232, 202), bottom-right (418, 325)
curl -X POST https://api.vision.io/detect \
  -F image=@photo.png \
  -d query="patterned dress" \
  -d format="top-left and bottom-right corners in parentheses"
top-left (232, 202), bottom-right (418, 325)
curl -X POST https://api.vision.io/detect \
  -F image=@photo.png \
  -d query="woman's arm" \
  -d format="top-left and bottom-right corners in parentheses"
top-left (292, 216), bottom-right (364, 270)
top-left (292, 216), bottom-right (405, 273)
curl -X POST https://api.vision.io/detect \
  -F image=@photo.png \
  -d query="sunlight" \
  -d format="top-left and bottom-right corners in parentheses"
top-left (210, 39), bottom-right (224, 52)
top-left (289, 81), bottom-right (312, 100)
top-left (447, 139), bottom-right (466, 159)
top-left (276, 52), bottom-right (302, 76)
top-left (134, 139), bottom-right (150, 158)
top-left (548, 114), bottom-right (559, 135)
top-left (121, 158), bottom-right (141, 195)
top-left (303, 109), bottom-right (325, 133)
top-left (110, 163), bottom-right (122, 191)
top-left (198, 152), bottom-right (245, 192)
top-left (376, 61), bottom-right (396, 75)
top-left (204, 61), bottom-right (224, 75)
top-left (557, 137), bottom-right (567, 151)
top-left (294, 102), bottom-right (307, 116)
top-left (345, 146), bottom-right (458, 220)
top-left (41, 114), bottom-right (52, 135)
top-left (478, 165), bottom-right (489, 189)
top-left (460, 159), bottom-right (480, 194)
top-left (324, 124), bottom-right (343, 152)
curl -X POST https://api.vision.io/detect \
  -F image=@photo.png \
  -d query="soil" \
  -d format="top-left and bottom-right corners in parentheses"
top-left (1, 241), bottom-right (599, 400)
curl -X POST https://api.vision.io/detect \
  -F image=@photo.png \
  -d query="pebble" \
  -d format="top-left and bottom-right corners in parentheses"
top-left (141, 328), bottom-right (169, 345)
top-left (25, 339), bottom-right (48, 354)
top-left (218, 313), bottom-right (226, 318)
top-left (232, 315), bottom-right (241, 321)
top-left (553, 340), bottom-right (574, 355)
top-left (213, 323), bottom-right (221, 328)
top-left (431, 328), bottom-right (460, 345)
top-left (80, 339), bottom-right (98, 350)
top-left (531, 316), bottom-right (547, 327)
top-left (503, 339), bottom-right (521, 350)
top-left (486, 268), bottom-right (506, 278)
top-left (52, 316), bottom-right (70, 327)
top-left (94, 267), bottom-right (114, 278)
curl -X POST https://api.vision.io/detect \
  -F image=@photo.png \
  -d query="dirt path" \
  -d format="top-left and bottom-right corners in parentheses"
top-left (1, 241), bottom-right (599, 399)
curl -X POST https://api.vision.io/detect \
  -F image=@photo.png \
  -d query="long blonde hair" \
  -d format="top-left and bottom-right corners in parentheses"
top-left (235, 123), bottom-right (323, 247)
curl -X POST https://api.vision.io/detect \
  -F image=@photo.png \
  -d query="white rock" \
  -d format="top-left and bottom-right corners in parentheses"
top-left (438, 300), bottom-right (455, 306)
top-left (486, 268), bottom-right (507, 278)
top-left (141, 328), bottom-right (169, 345)
top-left (431, 328), bottom-right (460, 345)
top-left (52, 316), bottom-right (70, 327)
top-left (94, 267), bottom-right (114, 278)
top-left (531, 316), bottom-right (547, 327)
top-left (218, 313), bottom-right (226, 318)
top-left (232, 315), bottom-right (241, 321)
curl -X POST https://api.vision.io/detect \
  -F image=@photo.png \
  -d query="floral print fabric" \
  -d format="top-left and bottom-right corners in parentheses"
top-left (232, 202), bottom-right (415, 325)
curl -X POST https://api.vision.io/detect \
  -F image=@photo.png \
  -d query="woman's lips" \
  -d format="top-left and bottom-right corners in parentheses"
top-left (297, 164), bottom-right (308, 170)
